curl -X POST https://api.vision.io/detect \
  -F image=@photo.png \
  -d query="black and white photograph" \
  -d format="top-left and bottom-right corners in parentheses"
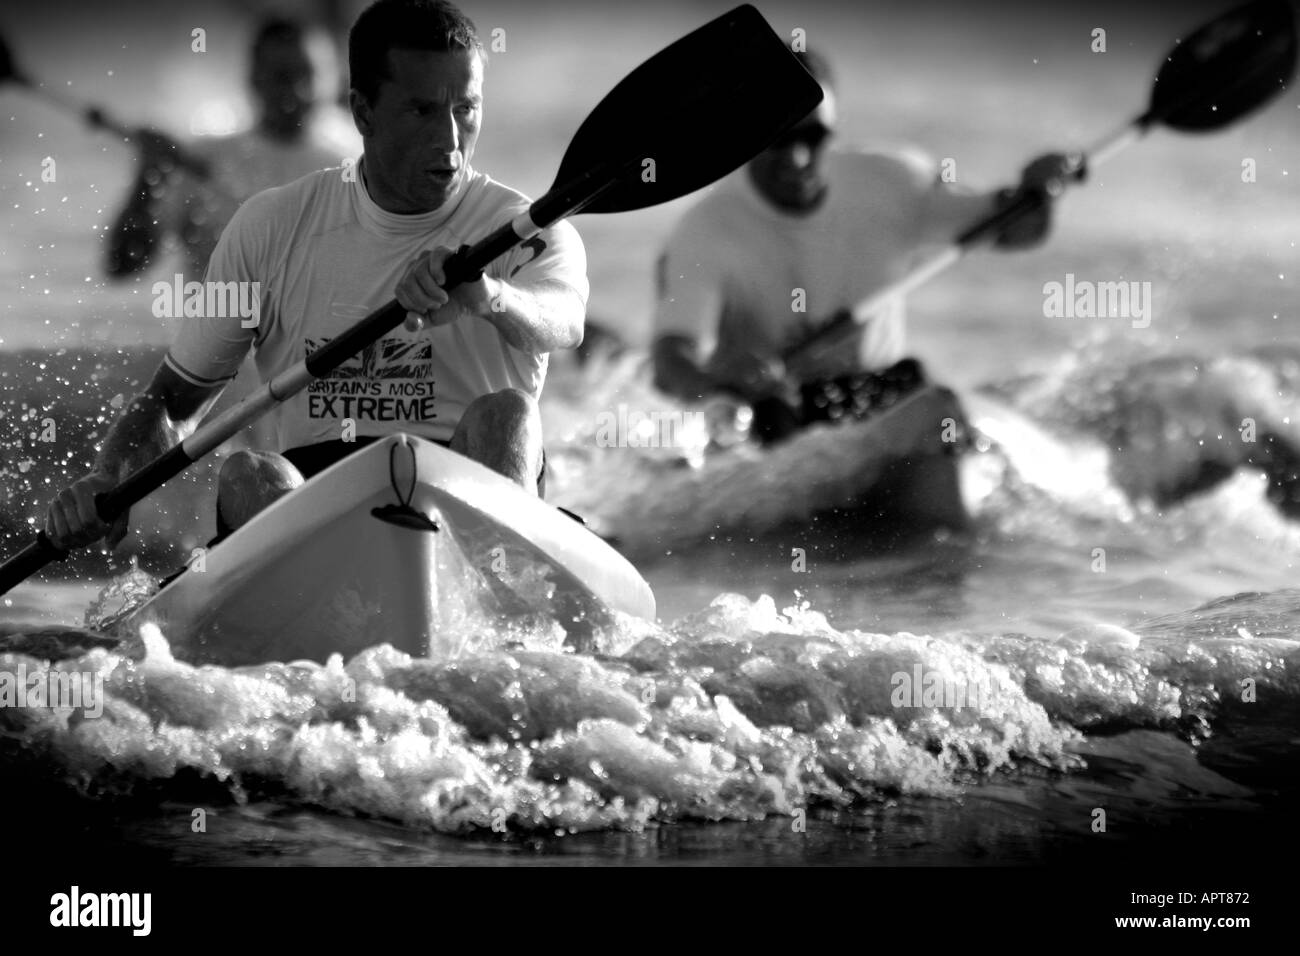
top-left (0, 0), bottom-right (1296, 931)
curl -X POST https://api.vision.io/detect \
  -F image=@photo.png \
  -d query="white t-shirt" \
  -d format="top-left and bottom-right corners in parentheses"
top-left (654, 148), bottom-right (960, 382)
top-left (164, 163), bottom-right (588, 449)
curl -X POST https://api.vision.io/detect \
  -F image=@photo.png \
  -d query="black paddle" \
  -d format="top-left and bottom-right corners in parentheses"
top-left (0, 4), bottom-right (823, 595)
top-left (782, 0), bottom-right (1297, 375)
top-left (0, 26), bottom-right (212, 178)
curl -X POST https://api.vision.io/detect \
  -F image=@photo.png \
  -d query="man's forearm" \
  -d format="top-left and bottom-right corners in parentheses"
top-left (479, 277), bottom-right (584, 353)
top-left (92, 391), bottom-right (185, 479)
top-left (658, 359), bottom-right (717, 402)
top-left (652, 338), bottom-right (720, 402)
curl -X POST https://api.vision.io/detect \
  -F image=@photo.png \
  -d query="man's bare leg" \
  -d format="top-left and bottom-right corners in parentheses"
top-left (450, 388), bottom-right (544, 494)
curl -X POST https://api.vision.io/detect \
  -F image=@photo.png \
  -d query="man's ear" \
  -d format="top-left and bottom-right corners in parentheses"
top-left (349, 89), bottom-right (374, 137)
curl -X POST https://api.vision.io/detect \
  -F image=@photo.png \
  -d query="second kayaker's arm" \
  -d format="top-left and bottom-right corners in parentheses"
top-left (915, 152), bottom-right (1078, 250)
top-left (653, 335), bottom-right (787, 404)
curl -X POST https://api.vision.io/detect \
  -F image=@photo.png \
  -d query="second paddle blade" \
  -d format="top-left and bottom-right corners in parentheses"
top-left (551, 4), bottom-right (824, 214)
top-left (0, 26), bottom-right (27, 85)
top-left (1152, 0), bottom-right (1297, 131)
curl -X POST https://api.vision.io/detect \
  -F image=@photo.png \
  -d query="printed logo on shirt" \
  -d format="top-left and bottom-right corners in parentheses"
top-left (508, 235), bottom-right (548, 278)
top-left (304, 335), bottom-right (438, 422)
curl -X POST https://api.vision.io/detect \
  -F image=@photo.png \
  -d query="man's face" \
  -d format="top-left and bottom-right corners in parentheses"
top-left (747, 87), bottom-right (837, 210)
top-left (252, 38), bottom-right (316, 136)
top-left (351, 48), bottom-right (483, 214)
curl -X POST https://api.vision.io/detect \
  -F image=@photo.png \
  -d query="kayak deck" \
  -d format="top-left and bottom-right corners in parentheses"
top-left (122, 434), bottom-right (656, 665)
top-left (584, 383), bottom-right (977, 560)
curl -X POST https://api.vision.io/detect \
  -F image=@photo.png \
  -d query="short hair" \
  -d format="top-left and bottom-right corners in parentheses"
top-left (349, 0), bottom-right (483, 103)
top-left (251, 17), bottom-right (306, 65)
top-left (794, 49), bottom-right (834, 90)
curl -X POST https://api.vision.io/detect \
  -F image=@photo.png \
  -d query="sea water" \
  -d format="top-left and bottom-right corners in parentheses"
top-left (3, 346), bottom-right (1299, 863)
top-left (1, 0), bottom-right (1298, 863)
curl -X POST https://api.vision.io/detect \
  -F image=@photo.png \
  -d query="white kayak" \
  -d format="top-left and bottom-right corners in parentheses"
top-left (121, 434), bottom-right (656, 666)
top-left (565, 384), bottom-right (978, 557)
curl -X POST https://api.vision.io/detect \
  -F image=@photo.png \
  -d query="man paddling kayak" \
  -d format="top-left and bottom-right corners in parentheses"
top-left (652, 50), bottom-right (1074, 444)
top-left (45, 0), bottom-right (586, 552)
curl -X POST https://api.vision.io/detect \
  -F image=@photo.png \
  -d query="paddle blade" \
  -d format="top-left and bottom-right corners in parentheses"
top-left (0, 28), bottom-right (25, 85)
top-left (550, 4), bottom-right (823, 214)
top-left (1150, 0), bottom-right (1297, 131)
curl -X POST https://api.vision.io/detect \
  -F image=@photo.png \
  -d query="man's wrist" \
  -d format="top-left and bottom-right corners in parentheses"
top-left (993, 186), bottom-right (1022, 211)
top-left (477, 274), bottom-right (504, 320)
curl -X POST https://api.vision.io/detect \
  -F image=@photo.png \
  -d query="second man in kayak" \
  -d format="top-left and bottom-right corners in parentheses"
top-left (652, 50), bottom-right (1074, 443)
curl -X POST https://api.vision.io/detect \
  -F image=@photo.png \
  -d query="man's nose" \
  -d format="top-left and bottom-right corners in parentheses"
top-left (428, 109), bottom-right (460, 152)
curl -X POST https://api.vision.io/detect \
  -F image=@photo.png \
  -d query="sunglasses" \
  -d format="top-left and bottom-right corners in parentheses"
top-left (770, 121), bottom-right (833, 152)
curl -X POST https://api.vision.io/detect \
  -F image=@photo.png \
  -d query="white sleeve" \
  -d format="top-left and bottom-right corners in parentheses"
top-left (163, 192), bottom-right (273, 388)
top-left (883, 149), bottom-right (998, 247)
top-left (495, 218), bottom-right (589, 303)
top-left (851, 149), bottom-right (945, 248)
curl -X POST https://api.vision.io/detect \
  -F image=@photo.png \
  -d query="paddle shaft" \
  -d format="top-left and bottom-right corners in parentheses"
top-left (782, 118), bottom-right (1151, 371)
top-left (782, 0), bottom-right (1294, 371)
top-left (12, 73), bottom-right (212, 179)
top-left (0, 163), bottom-right (622, 593)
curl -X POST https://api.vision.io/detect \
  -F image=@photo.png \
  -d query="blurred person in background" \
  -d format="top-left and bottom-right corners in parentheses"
top-left (651, 49), bottom-right (1073, 446)
top-left (106, 16), bottom-right (360, 449)
top-left (107, 16), bottom-right (359, 278)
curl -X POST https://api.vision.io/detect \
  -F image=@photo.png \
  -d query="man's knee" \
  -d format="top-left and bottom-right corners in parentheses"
top-left (452, 389), bottom-right (543, 491)
top-left (216, 450), bottom-right (303, 535)
top-left (455, 388), bottom-right (540, 448)
top-left (464, 388), bottom-right (539, 432)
